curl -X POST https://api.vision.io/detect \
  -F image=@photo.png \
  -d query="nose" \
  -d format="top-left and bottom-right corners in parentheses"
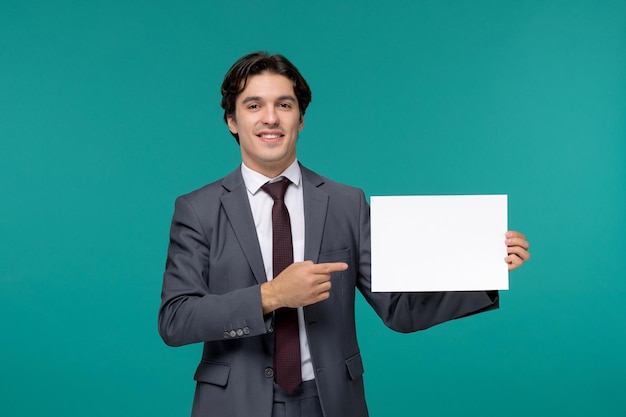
top-left (262, 106), bottom-right (279, 126)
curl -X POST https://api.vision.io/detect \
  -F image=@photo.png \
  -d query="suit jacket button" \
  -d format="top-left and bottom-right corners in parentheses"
top-left (223, 331), bottom-right (230, 339)
top-left (229, 330), bottom-right (237, 338)
top-left (236, 328), bottom-right (244, 337)
top-left (243, 326), bottom-right (250, 335)
top-left (264, 367), bottom-right (274, 378)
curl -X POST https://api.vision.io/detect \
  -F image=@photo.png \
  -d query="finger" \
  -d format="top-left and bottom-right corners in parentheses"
top-left (317, 281), bottom-right (332, 301)
top-left (505, 231), bottom-right (527, 240)
top-left (506, 254), bottom-right (524, 271)
top-left (316, 280), bottom-right (332, 293)
top-left (507, 245), bottom-right (531, 262)
top-left (313, 262), bottom-right (348, 274)
top-left (505, 236), bottom-right (530, 250)
top-left (303, 281), bottom-right (332, 306)
top-left (317, 281), bottom-right (332, 299)
top-left (315, 291), bottom-right (331, 303)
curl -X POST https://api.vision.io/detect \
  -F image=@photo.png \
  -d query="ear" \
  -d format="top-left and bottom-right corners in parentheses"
top-left (227, 114), bottom-right (238, 135)
top-left (298, 115), bottom-right (304, 132)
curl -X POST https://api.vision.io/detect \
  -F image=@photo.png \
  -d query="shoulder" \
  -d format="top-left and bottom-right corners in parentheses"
top-left (175, 166), bottom-right (242, 206)
top-left (300, 164), bottom-right (364, 199)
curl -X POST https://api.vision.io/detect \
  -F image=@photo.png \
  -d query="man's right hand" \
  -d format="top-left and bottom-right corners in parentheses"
top-left (261, 261), bottom-right (348, 314)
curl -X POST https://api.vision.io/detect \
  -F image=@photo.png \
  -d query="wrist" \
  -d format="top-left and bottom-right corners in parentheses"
top-left (261, 281), bottom-right (281, 314)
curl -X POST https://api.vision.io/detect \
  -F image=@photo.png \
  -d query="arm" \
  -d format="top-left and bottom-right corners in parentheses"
top-left (355, 190), bottom-right (501, 333)
top-left (158, 195), bottom-right (268, 347)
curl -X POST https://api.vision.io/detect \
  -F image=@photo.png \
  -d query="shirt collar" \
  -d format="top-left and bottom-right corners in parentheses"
top-left (241, 159), bottom-right (301, 195)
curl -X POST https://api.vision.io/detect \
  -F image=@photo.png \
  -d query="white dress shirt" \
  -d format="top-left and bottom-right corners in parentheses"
top-left (240, 159), bottom-right (314, 381)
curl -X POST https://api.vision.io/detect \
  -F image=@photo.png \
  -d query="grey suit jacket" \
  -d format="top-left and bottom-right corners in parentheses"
top-left (158, 164), bottom-right (498, 417)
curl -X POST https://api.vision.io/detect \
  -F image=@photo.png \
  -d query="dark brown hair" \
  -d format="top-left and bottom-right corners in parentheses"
top-left (220, 52), bottom-right (312, 142)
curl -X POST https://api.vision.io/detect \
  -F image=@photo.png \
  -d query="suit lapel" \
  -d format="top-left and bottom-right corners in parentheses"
top-left (300, 165), bottom-right (331, 335)
top-left (300, 164), bottom-right (328, 263)
top-left (219, 164), bottom-right (329, 285)
top-left (220, 168), bottom-right (267, 285)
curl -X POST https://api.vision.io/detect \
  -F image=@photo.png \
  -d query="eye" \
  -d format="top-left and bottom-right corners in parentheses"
top-left (279, 102), bottom-right (292, 109)
top-left (247, 103), bottom-right (260, 110)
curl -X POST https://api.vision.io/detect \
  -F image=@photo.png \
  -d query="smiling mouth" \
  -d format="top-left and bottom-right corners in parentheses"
top-left (256, 131), bottom-right (284, 142)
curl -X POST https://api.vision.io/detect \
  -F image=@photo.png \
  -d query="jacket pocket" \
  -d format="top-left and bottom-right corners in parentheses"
top-left (345, 353), bottom-right (364, 380)
top-left (194, 360), bottom-right (231, 387)
top-left (318, 248), bottom-right (350, 263)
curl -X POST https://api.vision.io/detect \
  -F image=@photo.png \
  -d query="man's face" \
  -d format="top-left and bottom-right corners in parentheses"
top-left (227, 72), bottom-right (304, 178)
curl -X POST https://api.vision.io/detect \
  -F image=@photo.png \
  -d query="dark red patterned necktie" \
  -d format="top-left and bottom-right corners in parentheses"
top-left (261, 178), bottom-right (301, 394)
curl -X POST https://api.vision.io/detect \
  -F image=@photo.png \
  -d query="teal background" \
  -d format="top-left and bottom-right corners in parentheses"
top-left (1, 0), bottom-right (624, 416)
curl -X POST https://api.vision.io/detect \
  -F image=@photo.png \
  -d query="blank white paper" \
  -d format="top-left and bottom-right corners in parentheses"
top-left (370, 195), bottom-right (508, 292)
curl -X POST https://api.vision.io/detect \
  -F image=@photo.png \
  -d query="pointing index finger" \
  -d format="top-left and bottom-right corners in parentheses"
top-left (313, 262), bottom-right (348, 274)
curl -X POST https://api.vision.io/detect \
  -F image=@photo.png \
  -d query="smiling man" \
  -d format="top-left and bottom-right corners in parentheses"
top-left (158, 52), bottom-right (530, 417)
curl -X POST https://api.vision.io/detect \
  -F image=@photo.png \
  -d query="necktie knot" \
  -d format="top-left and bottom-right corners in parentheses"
top-left (261, 177), bottom-right (291, 202)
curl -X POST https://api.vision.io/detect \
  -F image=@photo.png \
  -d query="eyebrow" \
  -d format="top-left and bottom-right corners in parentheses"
top-left (241, 95), bottom-right (297, 104)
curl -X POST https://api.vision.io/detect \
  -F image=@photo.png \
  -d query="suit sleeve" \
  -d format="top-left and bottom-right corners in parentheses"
top-left (355, 190), bottom-right (499, 333)
top-left (158, 195), bottom-right (269, 347)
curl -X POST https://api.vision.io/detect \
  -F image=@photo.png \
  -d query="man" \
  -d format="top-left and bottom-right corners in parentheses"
top-left (158, 52), bottom-right (530, 417)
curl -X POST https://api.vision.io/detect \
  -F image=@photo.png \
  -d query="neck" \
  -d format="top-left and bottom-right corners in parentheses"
top-left (242, 158), bottom-right (296, 179)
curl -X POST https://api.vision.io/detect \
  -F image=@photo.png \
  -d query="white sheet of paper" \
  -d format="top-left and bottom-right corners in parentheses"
top-left (370, 195), bottom-right (508, 292)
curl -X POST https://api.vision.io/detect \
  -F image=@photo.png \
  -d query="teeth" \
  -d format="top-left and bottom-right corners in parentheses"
top-left (261, 134), bottom-right (280, 139)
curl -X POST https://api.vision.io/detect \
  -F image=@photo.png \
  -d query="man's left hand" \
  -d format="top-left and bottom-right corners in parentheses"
top-left (505, 231), bottom-right (530, 271)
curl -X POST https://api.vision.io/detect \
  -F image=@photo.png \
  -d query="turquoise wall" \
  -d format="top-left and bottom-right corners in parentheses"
top-left (1, 1), bottom-right (624, 415)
